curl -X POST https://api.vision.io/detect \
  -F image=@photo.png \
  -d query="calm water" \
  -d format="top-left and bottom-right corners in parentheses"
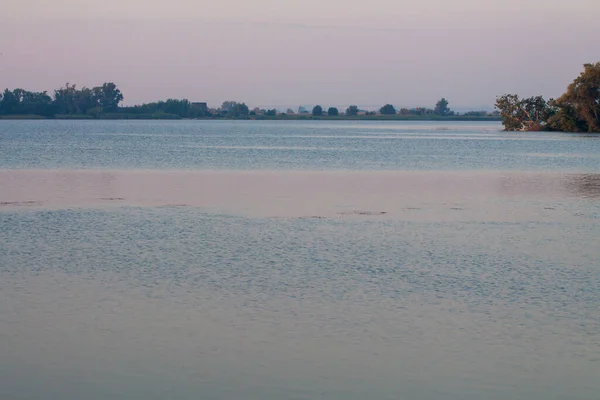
top-left (1, 120), bottom-right (600, 171)
top-left (1, 120), bottom-right (600, 400)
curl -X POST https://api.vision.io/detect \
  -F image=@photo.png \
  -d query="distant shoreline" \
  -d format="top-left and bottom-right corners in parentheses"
top-left (0, 114), bottom-right (501, 122)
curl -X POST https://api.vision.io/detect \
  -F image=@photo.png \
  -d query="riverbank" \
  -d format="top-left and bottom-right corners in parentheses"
top-left (0, 113), bottom-right (501, 122)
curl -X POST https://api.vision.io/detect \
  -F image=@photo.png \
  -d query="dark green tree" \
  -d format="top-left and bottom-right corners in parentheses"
top-left (435, 98), bottom-right (451, 116)
top-left (93, 82), bottom-right (123, 112)
top-left (0, 89), bottom-right (54, 116)
top-left (227, 102), bottom-right (250, 118)
top-left (53, 83), bottom-right (81, 114)
top-left (220, 101), bottom-right (237, 112)
top-left (312, 105), bottom-right (323, 116)
top-left (345, 105), bottom-right (359, 116)
top-left (0, 89), bottom-right (22, 115)
top-left (22, 90), bottom-right (54, 116)
top-left (379, 104), bottom-right (396, 115)
top-left (327, 107), bottom-right (339, 116)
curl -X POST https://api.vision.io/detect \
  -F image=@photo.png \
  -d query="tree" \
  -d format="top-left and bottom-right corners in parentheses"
top-left (0, 89), bottom-right (53, 116)
top-left (22, 90), bottom-right (53, 116)
top-left (495, 94), bottom-right (554, 131)
top-left (552, 62), bottom-right (600, 132)
top-left (346, 105), bottom-right (359, 116)
top-left (435, 98), bottom-right (451, 116)
top-left (327, 107), bottom-right (339, 116)
top-left (312, 105), bottom-right (323, 116)
top-left (53, 83), bottom-right (79, 114)
top-left (93, 82), bottom-right (123, 112)
top-left (546, 101), bottom-right (585, 133)
top-left (220, 101), bottom-right (237, 112)
top-left (379, 104), bottom-right (396, 115)
top-left (0, 89), bottom-right (21, 115)
top-left (52, 83), bottom-right (100, 115)
top-left (75, 87), bottom-right (99, 114)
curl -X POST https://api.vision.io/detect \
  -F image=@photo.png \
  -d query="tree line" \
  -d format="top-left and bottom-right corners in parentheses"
top-left (0, 83), bottom-right (124, 118)
top-left (495, 62), bottom-right (600, 133)
top-left (307, 98), bottom-right (462, 117)
top-left (0, 82), bottom-right (498, 121)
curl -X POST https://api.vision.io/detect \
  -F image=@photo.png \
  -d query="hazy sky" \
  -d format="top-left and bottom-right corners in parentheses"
top-left (2, 0), bottom-right (599, 109)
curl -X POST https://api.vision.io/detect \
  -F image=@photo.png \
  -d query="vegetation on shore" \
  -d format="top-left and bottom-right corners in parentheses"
top-left (495, 62), bottom-right (600, 132)
top-left (0, 83), bottom-right (499, 121)
top-left (4, 62), bottom-right (598, 129)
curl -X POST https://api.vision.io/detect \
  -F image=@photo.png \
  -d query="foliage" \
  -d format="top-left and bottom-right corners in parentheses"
top-left (312, 105), bottom-right (323, 116)
top-left (327, 107), bottom-right (339, 116)
top-left (462, 111), bottom-right (489, 117)
top-left (227, 102), bottom-right (250, 118)
top-left (345, 105), bottom-right (359, 116)
top-left (435, 98), bottom-right (451, 116)
top-left (122, 99), bottom-right (208, 118)
top-left (94, 82), bottom-right (123, 112)
top-left (220, 101), bottom-right (237, 112)
top-left (545, 103), bottom-right (586, 133)
top-left (52, 82), bottom-right (123, 115)
top-left (496, 62), bottom-right (599, 132)
top-left (495, 94), bottom-right (555, 131)
top-left (0, 88), bottom-right (54, 117)
top-left (379, 104), bottom-right (396, 115)
top-left (551, 62), bottom-right (600, 132)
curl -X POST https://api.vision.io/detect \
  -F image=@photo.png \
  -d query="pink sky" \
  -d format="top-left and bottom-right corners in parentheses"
top-left (1, 0), bottom-right (599, 109)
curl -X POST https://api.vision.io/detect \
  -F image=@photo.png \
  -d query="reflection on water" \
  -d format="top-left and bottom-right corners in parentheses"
top-left (2, 170), bottom-right (600, 221)
top-left (564, 174), bottom-right (600, 198)
top-left (498, 173), bottom-right (600, 199)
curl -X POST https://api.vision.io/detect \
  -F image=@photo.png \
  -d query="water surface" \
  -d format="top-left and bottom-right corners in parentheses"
top-left (1, 120), bottom-right (599, 400)
top-left (1, 120), bottom-right (599, 171)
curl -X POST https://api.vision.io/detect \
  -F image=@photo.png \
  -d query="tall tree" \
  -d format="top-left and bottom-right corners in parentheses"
top-left (435, 98), bottom-right (451, 116)
top-left (220, 101), bottom-right (237, 112)
top-left (93, 82), bottom-right (123, 113)
top-left (22, 90), bottom-right (54, 116)
top-left (312, 105), bottom-right (323, 116)
top-left (0, 89), bottom-right (21, 115)
top-left (552, 62), bottom-right (600, 132)
top-left (379, 104), bottom-right (396, 115)
top-left (327, 107), bottom-right (339, 116)
top-left (345, 105), bottom-right (359, 116)
top-left (227, 102), bottom-right (250, 117)
top-left (53, 83), bottom-right (79, 114)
